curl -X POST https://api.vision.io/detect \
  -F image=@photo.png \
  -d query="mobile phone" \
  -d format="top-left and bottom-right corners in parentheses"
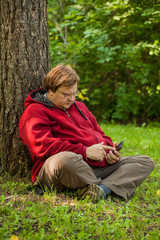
top-left (115, 141), bottom-right (124, 151)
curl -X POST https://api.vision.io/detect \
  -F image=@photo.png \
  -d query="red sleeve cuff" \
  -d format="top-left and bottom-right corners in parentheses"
top-left (82, 145), bottom-right (88, 161)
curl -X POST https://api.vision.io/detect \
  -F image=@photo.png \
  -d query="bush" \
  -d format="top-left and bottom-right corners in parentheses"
top-left (48, 0), bottom-right (160, 122)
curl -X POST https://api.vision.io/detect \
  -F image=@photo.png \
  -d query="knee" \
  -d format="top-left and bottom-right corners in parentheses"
top-left (146, 156), bottom-right (155, 171)
top-left (141, 155), bottom-right (155, 172)
top-left (58, 151), bottom-right (84, 173)
top-left (45, 151), bottom-right (83, 175)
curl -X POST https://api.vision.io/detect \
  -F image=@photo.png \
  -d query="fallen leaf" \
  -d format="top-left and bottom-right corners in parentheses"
top-left (156, 190), bottom-right (160, 196)
top-left (10, 235), bottom-right (18, 240)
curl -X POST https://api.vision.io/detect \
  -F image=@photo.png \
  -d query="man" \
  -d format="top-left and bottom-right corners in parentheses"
top-left (19, 64), bottom-right (155, 201)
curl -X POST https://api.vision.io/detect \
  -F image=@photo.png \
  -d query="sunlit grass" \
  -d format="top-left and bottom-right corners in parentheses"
top-left (0, 124), bottom-right (160, 240)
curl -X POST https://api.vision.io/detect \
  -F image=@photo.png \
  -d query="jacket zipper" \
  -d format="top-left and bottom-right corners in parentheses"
top-left (87, 129), bottom-right (99, 143)
top-left (65, 110), bottom-right (98, 143)
top-left (65, 110), bottom-right (78, 126)
top-left (65, 110), bottom-right (70, 118)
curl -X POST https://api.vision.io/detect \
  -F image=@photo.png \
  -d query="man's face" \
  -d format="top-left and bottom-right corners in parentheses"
top-left (48, 83), bottom-right (78, 109)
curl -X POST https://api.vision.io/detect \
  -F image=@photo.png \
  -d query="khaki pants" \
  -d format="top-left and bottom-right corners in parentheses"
top-left (36, 152), bottom-right (155, 200)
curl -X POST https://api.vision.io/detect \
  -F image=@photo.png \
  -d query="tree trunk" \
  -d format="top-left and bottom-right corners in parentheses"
top-left (0, 0), bottom-right (50, 176)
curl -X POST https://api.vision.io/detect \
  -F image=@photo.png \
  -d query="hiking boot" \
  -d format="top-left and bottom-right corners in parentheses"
top-left (78, 184), bottom-right (105, 202)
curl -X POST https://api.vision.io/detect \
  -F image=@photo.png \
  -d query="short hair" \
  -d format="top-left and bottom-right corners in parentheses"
top-left (43, 64), bottom-right (80, 92)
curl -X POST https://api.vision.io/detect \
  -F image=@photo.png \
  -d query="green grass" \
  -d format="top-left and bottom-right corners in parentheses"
top-left (0, 124), bottom-right (160, 240)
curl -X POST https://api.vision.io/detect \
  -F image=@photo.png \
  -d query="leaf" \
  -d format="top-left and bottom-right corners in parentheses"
top-left (1, 195), bottom-right (5, 204)
top-left (10, 235), bottom-right (19, 240)
top-left (156, 190), bottom-right (160, 196)
top-left (78, 92), bottom-right (89, 101)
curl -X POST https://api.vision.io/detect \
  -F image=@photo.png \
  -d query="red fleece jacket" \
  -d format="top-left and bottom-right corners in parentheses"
top-left (19, 89), bottom-right (114, 182)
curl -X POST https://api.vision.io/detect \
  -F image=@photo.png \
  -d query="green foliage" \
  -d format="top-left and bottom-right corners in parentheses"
top-left (48, 0), bottom-right (160, 121)
top-left (0, 124), bottom-right (160, 239)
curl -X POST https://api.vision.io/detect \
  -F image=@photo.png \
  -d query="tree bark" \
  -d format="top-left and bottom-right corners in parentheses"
top-left (0, 0), bottom-right (50, 175)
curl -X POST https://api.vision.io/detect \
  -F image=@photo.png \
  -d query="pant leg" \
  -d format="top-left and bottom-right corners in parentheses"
top-left (36, 151), bottom-right (101, 191)
top-left (92, 155), bottom-right (155, 200)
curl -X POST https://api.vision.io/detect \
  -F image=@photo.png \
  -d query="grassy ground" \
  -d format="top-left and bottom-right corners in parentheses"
top-left (0, 124), bottom-right (160, 240)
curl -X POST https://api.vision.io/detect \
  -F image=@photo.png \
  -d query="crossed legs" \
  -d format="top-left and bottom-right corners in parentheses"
top-left (36, 151), bottom-right (155, 200)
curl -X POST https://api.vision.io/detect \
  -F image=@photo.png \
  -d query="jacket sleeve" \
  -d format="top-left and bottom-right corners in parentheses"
top-left (19, 116), bottom-right (87, 161)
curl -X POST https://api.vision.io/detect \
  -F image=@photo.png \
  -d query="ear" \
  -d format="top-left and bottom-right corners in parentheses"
top-left (48, 89), bottom-right (54, 96)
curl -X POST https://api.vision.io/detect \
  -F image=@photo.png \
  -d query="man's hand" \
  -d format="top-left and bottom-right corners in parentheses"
top-left (86, 142), bottom-right (116, 162)
top-left (113, 141), bottom-right (117, 148)
top-left (106, 149), bottom-right (121, 164)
